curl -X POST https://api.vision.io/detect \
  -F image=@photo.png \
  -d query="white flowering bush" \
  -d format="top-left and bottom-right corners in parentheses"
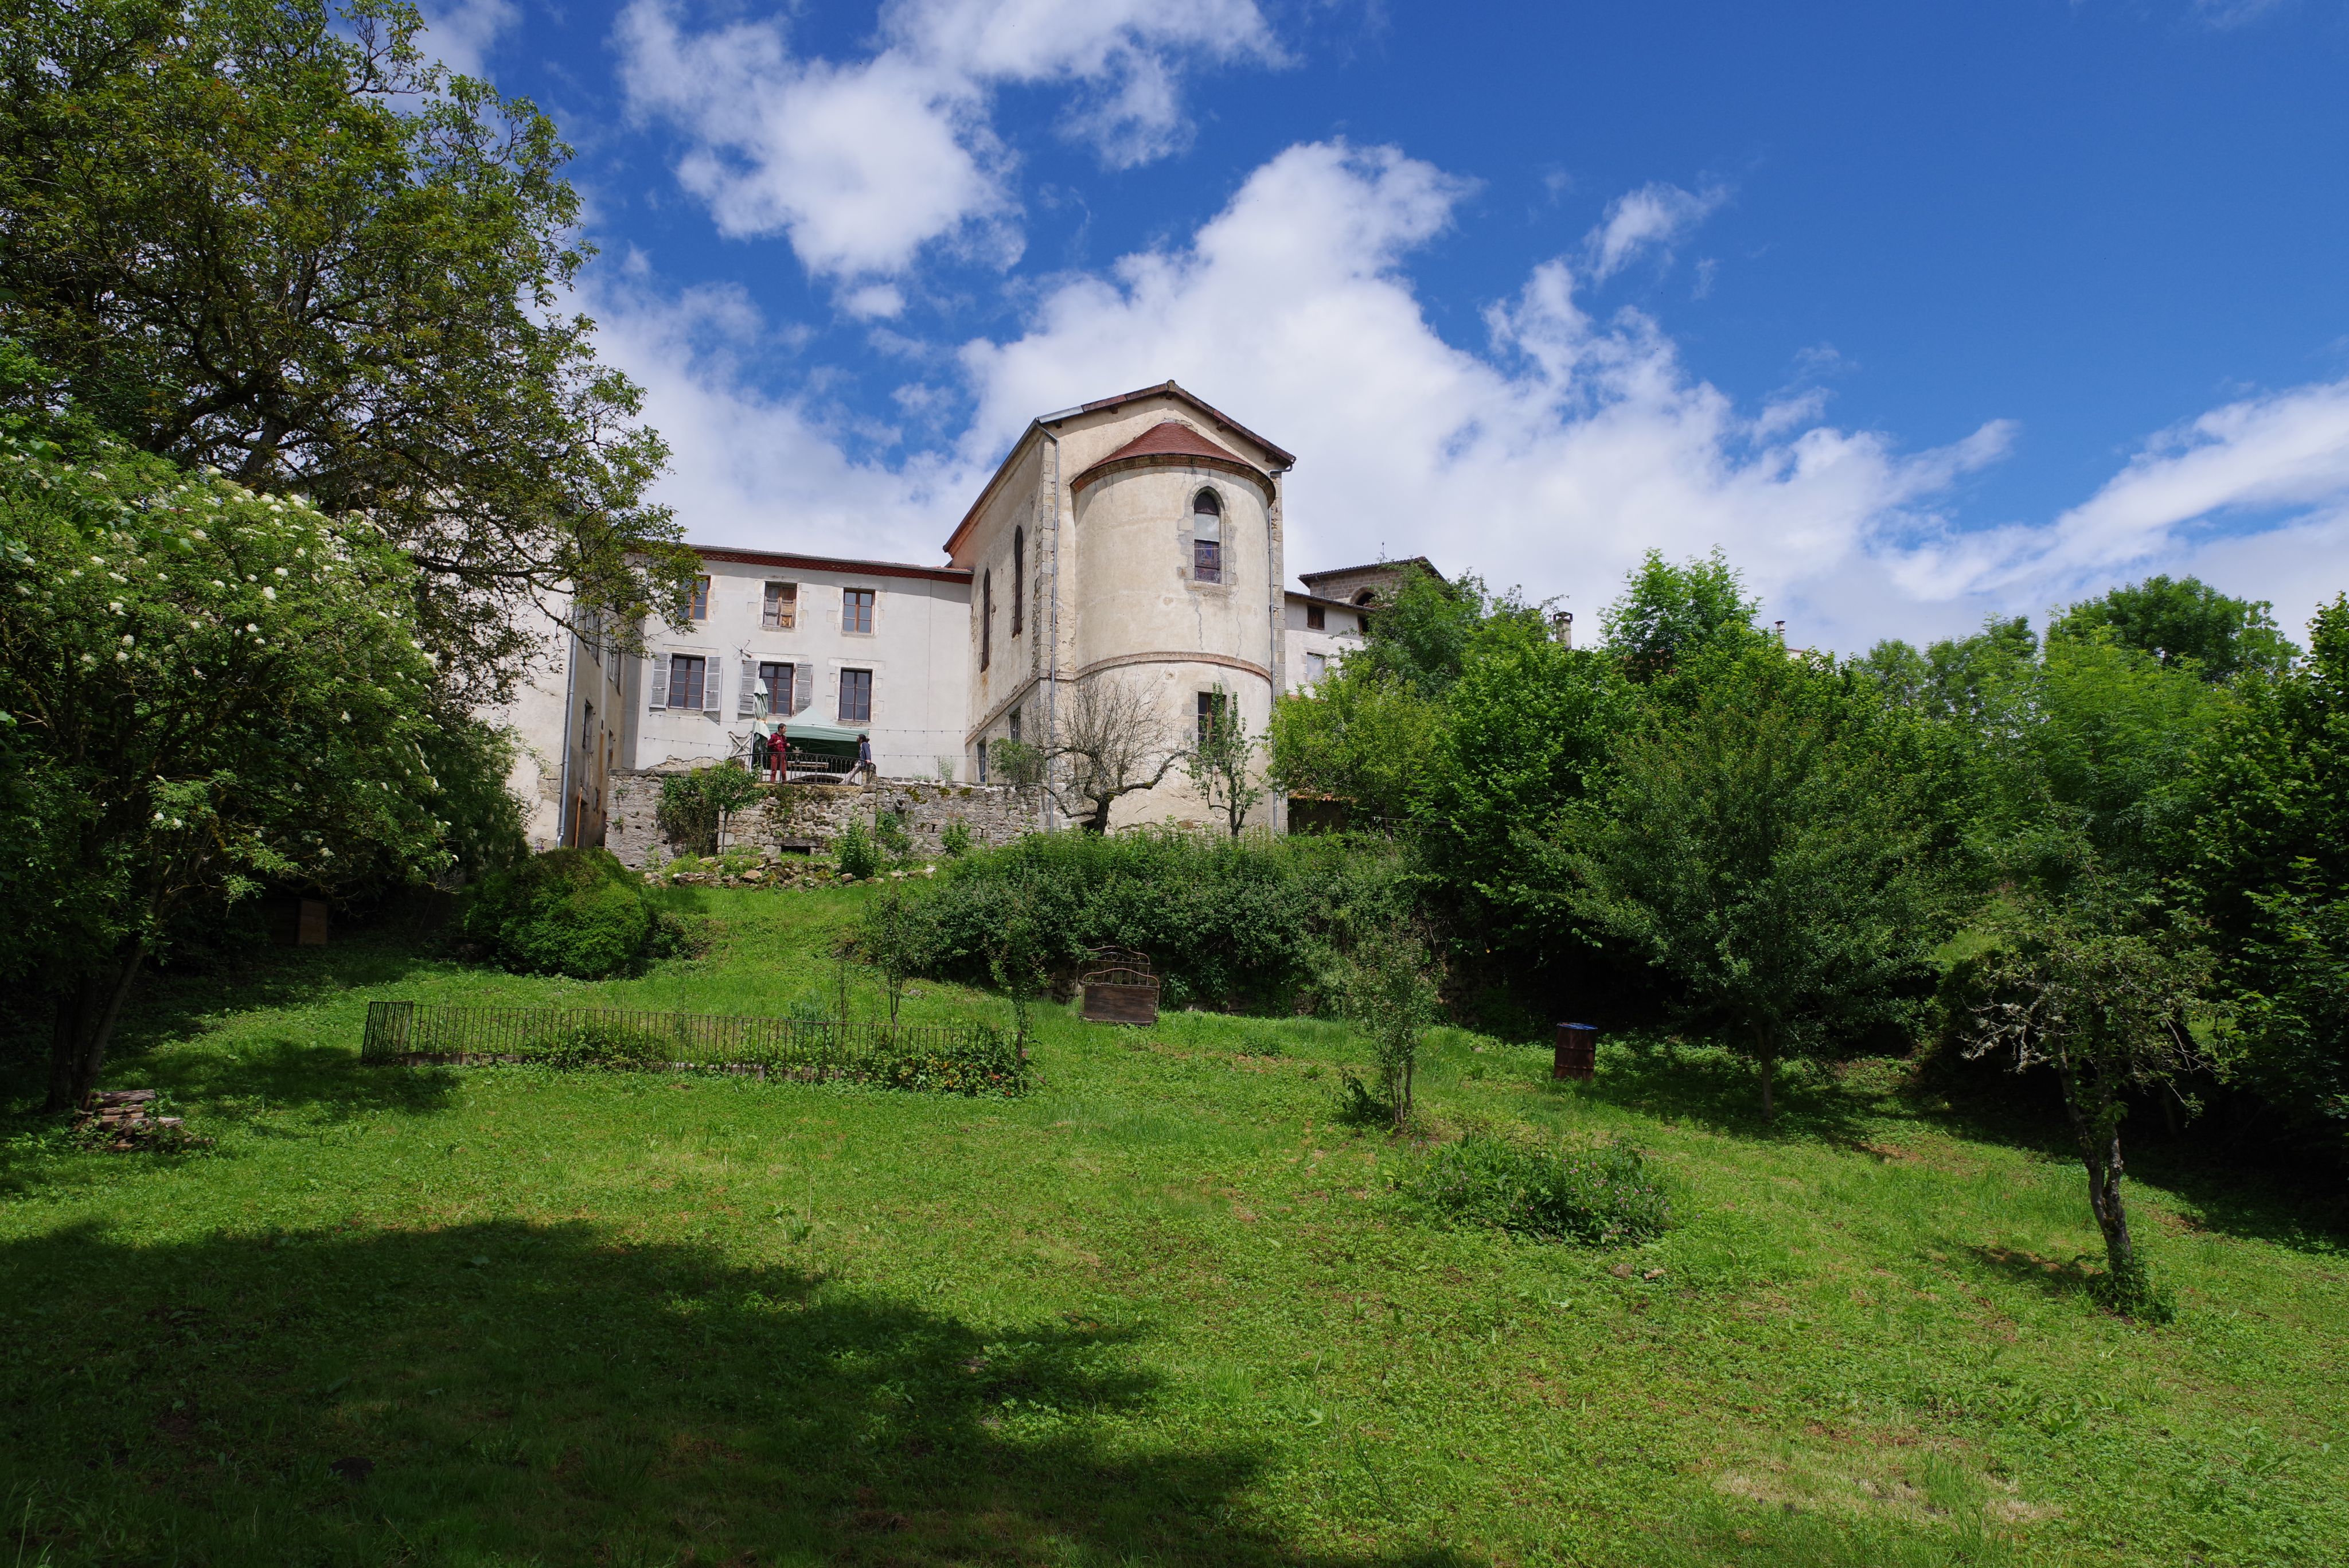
top-left (0, 411), bottom-right (449, 1108)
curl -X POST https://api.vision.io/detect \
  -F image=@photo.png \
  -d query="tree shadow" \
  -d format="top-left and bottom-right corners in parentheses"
top-left (1554, 1035), bottom-right (1887, 1149)
top-left (0, 1220), bottom-right (1462, 1566)
top-left (1964, 1243), bottom-right (2101, 1304)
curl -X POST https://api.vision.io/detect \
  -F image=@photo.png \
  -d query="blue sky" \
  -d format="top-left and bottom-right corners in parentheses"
top-left (431, 0), bottom-right (2349, 650)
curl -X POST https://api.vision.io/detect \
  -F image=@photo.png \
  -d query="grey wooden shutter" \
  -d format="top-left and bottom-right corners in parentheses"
top-left (648, 652), bottom-right (669, 709)
top-left (736, 661), bottom-right (758, 717)
top-left (793, 664), bottom-right (814, 714)
top-left (703, 657), bottom-right (725, 715)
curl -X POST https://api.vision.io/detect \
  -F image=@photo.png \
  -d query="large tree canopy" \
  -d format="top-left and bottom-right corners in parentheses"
top-left (0, 0), bottom-right (692, 701)
top-left (0, 399), bottom-right (456, 1107)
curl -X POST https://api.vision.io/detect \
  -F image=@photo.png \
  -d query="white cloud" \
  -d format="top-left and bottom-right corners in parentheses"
top-left (591, 139), bottom-right (2349, 654)
top-left (614, 0), bottom-right (1279, 284)
top-left (1884, 377), bottom-right (2349, 637)
top-left (958, 143), bottom-right (2001, 648)
top-left (1584, 181), bottom-right (1728, 281)
top-left (419, 0), bottom-right (518, 78)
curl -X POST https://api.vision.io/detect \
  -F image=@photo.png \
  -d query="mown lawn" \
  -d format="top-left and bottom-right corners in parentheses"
top-left (1, 888), bottom-right (2342, 1567)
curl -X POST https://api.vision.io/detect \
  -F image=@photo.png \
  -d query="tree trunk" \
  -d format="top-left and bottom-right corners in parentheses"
top-left (2062, 1063), bottom-right (2135, 1278)
top-left (41, 942), bottom-right (146, 1113)
top-left (1755, 1032), bottom-right (1777, 1125)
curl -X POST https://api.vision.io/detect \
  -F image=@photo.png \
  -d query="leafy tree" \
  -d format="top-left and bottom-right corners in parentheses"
top-left (1332, 916), bottom-right (1440, 1130)
top-left (0, 0), bottom-right (693, 700)
top-left (1267, 673), bottom-right (1442, 828)
top-left (1963, 892), bottom-right (2209, 1319)
top-left (656, 763), bottom-right (761, 858)
top-left (2186, 596), bottom-right (2349, 1146)
top-left (1599, 547), bottom-right (1763, 680)
top-left (1859, 615), bottom-right (2039, 725)
top-left (1186, 684), bottom-right (1265, 836)
top-left (0, 413), bottom-right (446, 1110)
top-left (1560, 646), bottom-right (1943, 1121)
top-left (2050, 574), bottom-right (2296, 684)
top-left (1418, 607), bottom-right (1626, 953)
top-left (860, 888), bottom-right (931, 1025)
top-left (1346, 564), bottom-right (1489, 697)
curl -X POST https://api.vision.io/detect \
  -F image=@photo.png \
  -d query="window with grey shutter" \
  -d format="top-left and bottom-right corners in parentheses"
top-left (736, 662), bottom-right (758, 717)
top-left (793, 664), bottom-right (814, 714)
top-left (648, 652), bottom-right (670, 709)
top-left (704, 657), bottom-right (725, 715)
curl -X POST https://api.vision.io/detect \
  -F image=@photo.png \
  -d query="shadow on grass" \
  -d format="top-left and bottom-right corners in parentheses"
top-left (1965, 1243), bottom-right (2101, 1304)
top-left (0, 1220), bottom-right (1462, 1567)
top-left (1554, 1035), bottom-right (1885, 1148)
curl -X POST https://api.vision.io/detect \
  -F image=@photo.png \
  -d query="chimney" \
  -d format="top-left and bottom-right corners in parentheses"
top-left (1551, 610), bottom-right (1575, 649)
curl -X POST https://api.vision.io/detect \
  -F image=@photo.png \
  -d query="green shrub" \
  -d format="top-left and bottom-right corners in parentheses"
top-left (460, 848), bottom-right (653, 979)
top-left (657, 763), bottom-right (762, 857)
top-left (912, 829), bottom-right (1389, 1005)
top-left (862, 1023), bottom-right (1027, 1096)
top-left (874, 809), bottom-right (912, 859)
top-left (835, 821), bottom-right (882, 879)
top-left (939, 818), bottom-right (974, 857)
top-left (648, 910), bottom-right (715, 961)
top-left (1402, 1134), bottom-right (1672, 1246)
top-left (534, 1020), bottom-right (670, 1071)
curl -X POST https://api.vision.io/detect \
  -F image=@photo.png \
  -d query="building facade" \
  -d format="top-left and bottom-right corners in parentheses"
top-left (507, 383), bottom-right (1392, 848)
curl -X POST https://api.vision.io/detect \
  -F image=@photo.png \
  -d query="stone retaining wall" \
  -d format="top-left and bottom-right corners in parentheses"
top-left (602, 769), bottom-right (1039, 869)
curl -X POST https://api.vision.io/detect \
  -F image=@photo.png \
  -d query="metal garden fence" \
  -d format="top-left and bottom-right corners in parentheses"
top-left (361, 1000), bottom-right (1024, 1093)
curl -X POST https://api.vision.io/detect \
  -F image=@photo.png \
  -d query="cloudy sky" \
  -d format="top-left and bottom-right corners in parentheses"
top-left (435, 0), bottom-right (2349, 650)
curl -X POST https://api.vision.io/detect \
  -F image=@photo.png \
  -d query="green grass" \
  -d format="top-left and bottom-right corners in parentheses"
top-left (2, 887), bottom-right (2344, 1566)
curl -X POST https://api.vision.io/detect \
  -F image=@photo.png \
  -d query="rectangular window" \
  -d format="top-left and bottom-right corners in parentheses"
top-left (1008, 705), bottom-right (1022, 743)
top-left (839, 668), bottom-right (873, 723)
top-left (1193, 538), bottom-right (1221, 584)
top-left (843, 588), bottom-right (875, 634)
top-left (689, 576), bottom-right (710, 621)
top-left (1305, 652), bottom-right (1327, 683)
top-left (667, 654), bottom-right (707, 712)
top-left (1196, 689), bottom-right (1224, 747)
top-left (757, 660), bottom-right (794, 715)
top-left (1305, 602), bottom-right (1325, 631)
top-left (763, 581), bottom-right (797, 629)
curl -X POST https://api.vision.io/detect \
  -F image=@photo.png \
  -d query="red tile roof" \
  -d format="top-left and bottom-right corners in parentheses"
top-left (1070, 420), bottom-right (1274, 498)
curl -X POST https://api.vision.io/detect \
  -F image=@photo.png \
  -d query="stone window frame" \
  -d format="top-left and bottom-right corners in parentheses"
top-left (1177, 480), bottom-right (1236, 597)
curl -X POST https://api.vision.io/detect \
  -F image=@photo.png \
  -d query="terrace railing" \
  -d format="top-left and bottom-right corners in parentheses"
top-left (361, 1000), bottom-right (1022, 1092)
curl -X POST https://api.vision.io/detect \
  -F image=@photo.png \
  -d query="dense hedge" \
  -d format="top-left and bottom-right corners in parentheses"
top-left (910, 830), bottom-right (1404, 1007)
top-left (461, 848), bottom-right (654, 979)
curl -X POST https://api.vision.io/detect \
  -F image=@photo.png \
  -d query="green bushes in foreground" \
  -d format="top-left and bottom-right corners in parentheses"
top-left (1402, 1134), bottom-right (1673, 1246)
top-left (907, 828), bottom-right (1398, 1006)
top-left (460, 848), bottom-right (654, 978)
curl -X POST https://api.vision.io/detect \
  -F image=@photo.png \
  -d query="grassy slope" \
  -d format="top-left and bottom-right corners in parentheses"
top-left (1, 888), bottom-right (2342, 1567)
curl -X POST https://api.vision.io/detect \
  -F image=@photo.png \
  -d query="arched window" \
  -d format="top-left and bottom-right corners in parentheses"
top-left (1011, 526), bottom-right (1025, 636)
top-left (1353, 588), bottom-right (1377, 606)
top-left (980, 569), bottom-right (993, 672)
top-left (1191, 489), bottom-right (1223, 584)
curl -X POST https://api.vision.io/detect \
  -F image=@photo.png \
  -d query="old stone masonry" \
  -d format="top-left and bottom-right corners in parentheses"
top-left (602, 770), bottom-right (1041, 871)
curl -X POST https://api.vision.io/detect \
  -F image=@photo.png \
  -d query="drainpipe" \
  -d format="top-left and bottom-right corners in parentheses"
top-left (553, 614), bottom-right (581, 848)
top-left (1039, 426), bottom-right (1062, 833)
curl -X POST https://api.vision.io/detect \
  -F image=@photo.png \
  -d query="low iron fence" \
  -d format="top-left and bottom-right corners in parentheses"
top-left (361, 1000), bottom-right (1025, 1094)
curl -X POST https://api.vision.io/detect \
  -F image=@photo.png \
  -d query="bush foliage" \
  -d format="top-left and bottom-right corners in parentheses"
top-left (461, 848), bottom-right (654, 979)
top-left (1402, 1134), bottom-right (1673, 1246)
top-left (904, 829), bottom-right (1398, 1007)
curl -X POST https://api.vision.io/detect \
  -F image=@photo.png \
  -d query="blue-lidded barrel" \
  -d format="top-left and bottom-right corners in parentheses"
top-left (1554, 1022), bottom-right (1598, 1081)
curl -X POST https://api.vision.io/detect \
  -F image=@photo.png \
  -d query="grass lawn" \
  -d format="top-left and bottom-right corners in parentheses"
top-left (2, 887), bottom-right (2343, 1566)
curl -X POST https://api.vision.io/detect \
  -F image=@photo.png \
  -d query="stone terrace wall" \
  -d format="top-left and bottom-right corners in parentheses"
top-left (603, 770), bottom-right (1039, 869)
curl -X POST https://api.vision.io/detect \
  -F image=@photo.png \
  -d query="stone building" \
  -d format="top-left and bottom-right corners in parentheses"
top-left (506, 382), bottom-right (1406, 851)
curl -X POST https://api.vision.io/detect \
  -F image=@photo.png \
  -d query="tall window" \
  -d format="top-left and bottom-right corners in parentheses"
top-left (1305, 602), bottom-right (1325, 631)
top-left (763, 582), bottom-right (797, 629)
top-left (980, 570), bottom-right (992, 671)
top-left (667, 654), bottom-right (708, 711)
top-left (839, 668), bottom-right (873, 723)
top-left (1010, 526), bottom-right (1025, 635)
top-left (1196, 689), bottom-right (1225, 747)
top-left (1008, 705), bottom-right (1022, 743)
top-left (1305, 652), bottom-right (1327, 684)
top-left (757, 661), bottom-right (794, 715)
top-left (689, 575), bottom-right (711, 620)
top-left (843, 587), bottom-right (875, 633)
top-left (1191, 490), bottom-right (1222, 584)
